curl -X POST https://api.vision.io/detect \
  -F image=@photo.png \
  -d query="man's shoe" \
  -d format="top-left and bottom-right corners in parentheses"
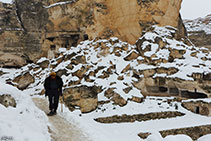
top-left (53, 110), bottom-right (57, 115)
top-left (47, 111), bottom-right (54, 116)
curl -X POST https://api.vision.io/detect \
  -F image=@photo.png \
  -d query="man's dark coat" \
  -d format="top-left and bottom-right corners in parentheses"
top-left (44, 75), bottom-right (63, 96)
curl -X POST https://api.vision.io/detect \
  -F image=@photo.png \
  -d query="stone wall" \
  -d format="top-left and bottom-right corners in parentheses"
top-left (139, 125), bottom-right (211, 140)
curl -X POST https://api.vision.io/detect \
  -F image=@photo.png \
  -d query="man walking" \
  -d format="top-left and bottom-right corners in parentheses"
top-left (44, 72), bottom-right (63, 116)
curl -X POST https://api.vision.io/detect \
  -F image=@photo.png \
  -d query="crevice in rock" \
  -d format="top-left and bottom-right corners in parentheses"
top-left (14, 0), bottom-right (26, 31)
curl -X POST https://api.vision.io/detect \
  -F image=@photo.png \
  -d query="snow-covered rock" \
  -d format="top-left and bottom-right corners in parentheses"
top-left (184, 14), bottom-right (211, 35)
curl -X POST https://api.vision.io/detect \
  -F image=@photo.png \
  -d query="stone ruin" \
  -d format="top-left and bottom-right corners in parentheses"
top-left (182, 100), bottom-right (211, 116)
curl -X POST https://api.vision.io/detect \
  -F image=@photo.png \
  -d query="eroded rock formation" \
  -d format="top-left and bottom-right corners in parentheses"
top-left (0, 0), bottom-right (186, 67)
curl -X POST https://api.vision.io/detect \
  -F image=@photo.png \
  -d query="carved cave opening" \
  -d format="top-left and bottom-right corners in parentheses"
top-left (159, 86), bottom-right (168, 93)
top-left (195, 106), bottom-right (200, 114)
top-left (181, 90), bottom-right (208, 99)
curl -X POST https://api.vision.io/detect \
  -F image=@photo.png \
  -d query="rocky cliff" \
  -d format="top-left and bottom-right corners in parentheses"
top-left (0, 0), bottom-right (186, 67)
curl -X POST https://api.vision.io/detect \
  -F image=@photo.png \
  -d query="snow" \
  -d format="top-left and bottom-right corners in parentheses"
top-left (0, 82), bottom-right (51, 141)
top-left (147, 134), bottom-right (193, 141)
top-left (144, 43), bottom-right (159, 57)
top-left (58, 96), bottom-right (211, 141)
top-left (44, 0), bottom-right (77, 9)
top-left (184, 14), bottom-right (211, 35)
top-left (198, 134), bottom-right (211, 141)
top-left (0, 0), bottom-right (13, 4)
top-left (37, 57), bottom-right (48, 64)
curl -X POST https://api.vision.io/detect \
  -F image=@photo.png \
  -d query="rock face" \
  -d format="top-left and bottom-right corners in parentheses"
top-left (15, 0), bottom-right (48, 32)
top-left (45, 0), bottom-right (185, 44)
top-left (0, 0), bottom-right (186, 67)
top-left (0, 94), bottom-right (16, 107)
top-left (0, 1), bottom-right (46, 67)
top-left (184, 14), bottom-right (211, 51)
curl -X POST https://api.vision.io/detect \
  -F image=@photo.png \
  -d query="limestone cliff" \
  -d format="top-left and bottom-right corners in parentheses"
top-left (45, 0), bottom-right (185, 43)
top-left (0, 0), bottom-right (186, 67)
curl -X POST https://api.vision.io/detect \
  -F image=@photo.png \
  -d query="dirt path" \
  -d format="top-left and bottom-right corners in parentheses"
top-left (33, 98), bottom-right (89, 141)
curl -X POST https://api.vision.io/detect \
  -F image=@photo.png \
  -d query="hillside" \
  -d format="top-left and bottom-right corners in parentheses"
top-left (1, 25), bottom-right (211, 140)
top-left (184, 14), bottom-right (211, 51)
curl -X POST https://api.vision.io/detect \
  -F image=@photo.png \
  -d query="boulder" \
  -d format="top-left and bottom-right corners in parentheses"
top-left (64, 52), bottom-right (77, 61)
top-left (37, 60), bottom-right (49, 69)
top-left (72, 66), bottom-right (89, 79)
top-left (0, 53), bottom-right (26, 68)
top-left (169, 49), bottom-right (186, 59)
top-left (129, 96), bottom-right (144, 103)
top-left (111, 93), bottom-right (127, 107)
top-left (105, 88), bottom-right (127, 107)
top-left (0, 70), bottom-right (4, 76)
top-left (13, 72), bottom-right (35, 90)
top-left (123, 87), bottom-right (132, 94)
top-left (124, 51), bottom-right (139, 61)
top-left (121, 64), bottom-right (131, 73)
top-left (63, 86), bottom-right (101, 113)
top-left (72, 56), bottom-right (86, 65)
top-left (56, 69), bottom-right (68, 77)
top-left (0, 94), bottom-right (16, 108)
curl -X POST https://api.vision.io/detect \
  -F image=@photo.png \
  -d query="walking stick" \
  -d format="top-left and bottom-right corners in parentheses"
top-left (61, 95), bottom-right (64, 113)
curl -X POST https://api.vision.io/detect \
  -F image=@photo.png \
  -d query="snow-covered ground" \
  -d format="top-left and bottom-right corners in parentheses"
top-left (0, 82), bottom-right (51, 141)
top-left (184, 14), bottom-right (211, 35)
top-left (1, 80), bottom-right (211, 141)
top-left (0, 0), bottom-right (13, 4)
top-left (56, 96), bottom-right (211, 141)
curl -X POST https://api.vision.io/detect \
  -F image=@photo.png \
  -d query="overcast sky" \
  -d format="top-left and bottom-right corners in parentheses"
top-left (181, 0), bottom-right (211, 20)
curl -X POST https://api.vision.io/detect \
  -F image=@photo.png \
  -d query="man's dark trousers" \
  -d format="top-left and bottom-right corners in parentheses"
top-left (48, 90), bottom-right (59, 112)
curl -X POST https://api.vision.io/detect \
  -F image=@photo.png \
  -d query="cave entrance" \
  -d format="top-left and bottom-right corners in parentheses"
top-left (181, 90), bottom-right (208, 99)
top-left (50, 45), bottom-right (56, 50)
top-left (195, 106), bottom-right (200, 114)
top-left (60, 34), bottom-right (80, 48)
top-left (159, 87), bottom-right (168, 93)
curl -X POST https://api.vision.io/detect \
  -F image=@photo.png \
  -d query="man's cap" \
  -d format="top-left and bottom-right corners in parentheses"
top-left (50, 72), bottom-right (56, 76)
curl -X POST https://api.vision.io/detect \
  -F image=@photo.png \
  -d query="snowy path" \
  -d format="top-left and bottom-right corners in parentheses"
top-left (33, 98), bottom-right (88, 141)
